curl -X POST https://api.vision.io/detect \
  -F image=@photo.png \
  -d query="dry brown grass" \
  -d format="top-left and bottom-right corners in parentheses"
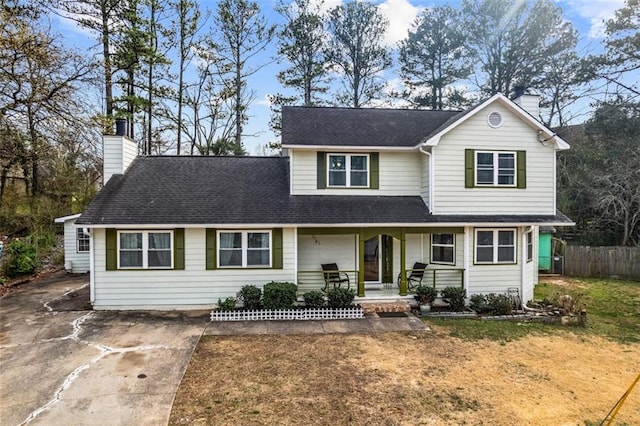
top-left (170, 328), bottom-right (640, 425)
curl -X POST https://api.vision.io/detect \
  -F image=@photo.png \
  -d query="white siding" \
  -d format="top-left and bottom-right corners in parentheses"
top-left (297, 234), bottom-right (357, 292)
top-left (103, 135), bottom-right (138, 184)
top-left (420, 154), bottom-right (430, 208)
top-left (432, 103), bottom-right (556, 214)
top-left (290, 150), bottom-right (422, 195)
top-left (522, 226), bottom-right (539, 304)
top-left (62, 219), bottom-right (90, 273)
top-left (466, 227), bottom-right (526, 298)
top-left (91, 227), bottom-right (296, 309)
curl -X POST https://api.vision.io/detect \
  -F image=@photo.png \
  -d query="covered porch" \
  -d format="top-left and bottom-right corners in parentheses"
top-left (296, 227), bottom-right (465, 299)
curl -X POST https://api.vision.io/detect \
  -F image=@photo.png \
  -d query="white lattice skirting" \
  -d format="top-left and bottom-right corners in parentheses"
top-left (210, 307), bottom-right (365, 321)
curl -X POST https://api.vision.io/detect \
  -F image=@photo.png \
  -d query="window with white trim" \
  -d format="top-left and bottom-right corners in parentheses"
top-left (475, 229), bottom-right (516, 264)
top-left (118, 231), bottom-right (173, 269)
top-left (76, 228), bottom-right (90, 253)
top-left (431, 233), bottom-right (455, 265)
top-left (218, 231), bottom-right (271, 268)
top-left (328, 154), bottom-right (369, 187)
top-left (476, 151), bottom-right (516, 186)
top-left (526, 231), bottom-right (533, 262)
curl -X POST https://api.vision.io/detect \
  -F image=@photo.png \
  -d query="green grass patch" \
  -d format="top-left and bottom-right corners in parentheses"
top-left (428, 318), bottom-right (563, 343)
top-left (535, 278), bottom-right (640, 344)
top-left (428, 278), bottom-right (640, 344)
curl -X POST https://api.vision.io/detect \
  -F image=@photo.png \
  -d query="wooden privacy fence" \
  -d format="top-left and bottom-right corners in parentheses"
top-left (564, 246), bottom-right (640, 280)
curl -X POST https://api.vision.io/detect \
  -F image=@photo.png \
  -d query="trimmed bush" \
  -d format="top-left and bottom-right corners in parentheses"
top-left (239, 285), bottom-right (262, 310)
top-left (217, 297), bottom-right (236, 312)
top-left (2, 240), bottom-right (38, 278)
top-left (469, 294), bottom-right (490, 313)
top-left (326, 287), bottom-right (355, 308)
top-left (442, 286), bottom-right (466, 311)
top-left (486, 293), bottom-right (513, 315)
top-left (414, 285), bottom-right (437, 304)
top-left (263, 281), bottom-right (298, 310)
top-left (303, 291), bottom-right (325, 308)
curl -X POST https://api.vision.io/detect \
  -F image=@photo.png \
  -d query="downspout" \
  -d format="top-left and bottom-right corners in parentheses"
top-left (521, 226), bottom-right (526, 309)
top-left (418, 146), bottom-right (433, 212)
top-left (88, 228), bottom-right (95, 305)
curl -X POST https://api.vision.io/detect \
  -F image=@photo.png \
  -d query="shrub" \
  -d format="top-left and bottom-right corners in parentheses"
top-left (263, 281), bottom-right (298, 310)
top-left (238, 285), bottom-right (262, 310)
top-left (442, 286), bottom-right (466, 311)
top-left (547, 291), bottom-right (586, 314)
top-left (303, 291), bottom-right (325, 308)
top-left (2, 240), bottom-right (38, 278)
top-left (217, 297), bottom-right (236, 312)
top-left (414, 285), bottom-right (437, 304)
top-left (486, 293), bottom-right (512, 315)
top-left (326, 287), bottom-right (355, 308)
top-left (469, 294), bottom-right (490, 313)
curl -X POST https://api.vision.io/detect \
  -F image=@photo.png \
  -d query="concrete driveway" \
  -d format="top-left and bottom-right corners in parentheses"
top-left (0, 272), bottom-right (208, 426)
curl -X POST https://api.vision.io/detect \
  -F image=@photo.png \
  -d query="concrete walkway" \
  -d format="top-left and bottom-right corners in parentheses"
top-left (1, 272), bottom-right (428, 426)
top-left (205, 314), bottom-right (428, 336)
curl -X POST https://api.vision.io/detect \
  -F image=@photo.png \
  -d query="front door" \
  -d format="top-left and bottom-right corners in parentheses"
top-left (364, 235), bottom-right (380, 282)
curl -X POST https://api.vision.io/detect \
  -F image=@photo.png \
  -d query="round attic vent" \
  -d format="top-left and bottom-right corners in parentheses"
top-left (487, 111), bottom-right (503, 128)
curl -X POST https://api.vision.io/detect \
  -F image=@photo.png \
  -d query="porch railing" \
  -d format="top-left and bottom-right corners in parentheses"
top-left (297, 267), bottom-right (464, 296)
top-left (412, 267), bottom-right (465, 291)
top-left (297, 269), bottom-right (358, 294)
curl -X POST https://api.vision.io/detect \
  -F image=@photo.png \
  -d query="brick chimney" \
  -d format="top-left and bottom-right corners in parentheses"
top-left (103, 118), bottom-right (137, 185)
top-left (512, 86), bottom-right (540, 121)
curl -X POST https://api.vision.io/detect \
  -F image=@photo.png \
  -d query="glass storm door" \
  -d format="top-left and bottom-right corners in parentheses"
top-left (364, 235), bottom-right (380, 282)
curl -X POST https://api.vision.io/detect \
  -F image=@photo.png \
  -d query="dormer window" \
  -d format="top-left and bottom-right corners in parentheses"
top-left (328, 154), bottom-right (369, 187)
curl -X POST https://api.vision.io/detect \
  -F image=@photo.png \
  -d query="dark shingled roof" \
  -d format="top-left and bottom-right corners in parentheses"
top-left (76, 156), bottom-right (432, 225)
top-left (281, 106), bottom-right (461, 147)
top-left (77, 156), bottom-right (573, 226)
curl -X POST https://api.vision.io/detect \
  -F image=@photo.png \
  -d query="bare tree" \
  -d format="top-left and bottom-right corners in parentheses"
top-left (168, 0), bottom-right (202, 155)
top-left (0, 4), bottom-right (95, 196)
top-left (213, 0), bottom-right (275, 151)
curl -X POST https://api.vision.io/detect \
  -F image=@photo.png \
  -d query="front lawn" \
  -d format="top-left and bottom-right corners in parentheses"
top-left (535, 277), bottom-right (640, 343)
top-left (169, 277), bottom-right (640, 425)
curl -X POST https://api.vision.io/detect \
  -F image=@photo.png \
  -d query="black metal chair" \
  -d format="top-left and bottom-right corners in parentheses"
top-left (321, 263), bottom-right (350, 293)
top-left (397, 262), bottom-right (428, 291)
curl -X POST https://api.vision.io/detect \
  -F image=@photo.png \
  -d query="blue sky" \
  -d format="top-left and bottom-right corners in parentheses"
top-left (53, 0), bottom-right (626, 154)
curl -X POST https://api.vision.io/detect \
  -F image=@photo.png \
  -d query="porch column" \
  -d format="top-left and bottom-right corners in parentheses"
top-left (399, 228), bottom-right (407, 296)
top-left (358, 229), bottom-right (365, 297)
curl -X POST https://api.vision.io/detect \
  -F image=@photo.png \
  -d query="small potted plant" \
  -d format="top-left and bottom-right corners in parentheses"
top-left (414, 285), bottom-right (437, 314)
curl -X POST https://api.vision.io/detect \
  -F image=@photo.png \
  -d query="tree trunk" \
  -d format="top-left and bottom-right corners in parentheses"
top-left (101, 0), bottom-right (114, 122)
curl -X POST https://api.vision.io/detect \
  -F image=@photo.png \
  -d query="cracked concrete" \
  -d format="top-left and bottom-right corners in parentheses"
top-left (0, 272), bottom-right (208, 426)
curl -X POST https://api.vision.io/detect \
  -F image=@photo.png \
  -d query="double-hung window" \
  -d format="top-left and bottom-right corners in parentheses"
top-left (526, 231), bottom-right (533, 262)
top-left (328, 154), bottom-right (369, 187)
top-left (431, 233), bottom-right (455, 265)
top-left (76, 228), bottom-right (90, 253)
top-left (476, 151), bottom-right (516, 186)
top-left (218, 231), bottom-right (271, 268)
top-left (475, 229), bottom-right (516, 264)
top-left (118, 231), bottom-right (173, 269)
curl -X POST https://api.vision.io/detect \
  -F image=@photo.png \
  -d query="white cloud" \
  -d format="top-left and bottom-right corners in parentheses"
top-left (310, 0), bottom-right (343, 15)
top-left (377, 0), bottom-right (421, 47)
top-left (255, 94), bottom-right (274, 107)
top-left (563, 0), bottom-right (625, 38)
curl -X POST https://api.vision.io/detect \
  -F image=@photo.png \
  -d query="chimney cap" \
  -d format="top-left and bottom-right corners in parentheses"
top-left (513, 86), bottom-right (527, 99)
top-left (115, 118), bottom-right (127, 137)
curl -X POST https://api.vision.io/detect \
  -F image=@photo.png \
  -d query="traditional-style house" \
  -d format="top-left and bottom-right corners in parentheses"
top-left (75, 92), bottom-right (572, 309)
